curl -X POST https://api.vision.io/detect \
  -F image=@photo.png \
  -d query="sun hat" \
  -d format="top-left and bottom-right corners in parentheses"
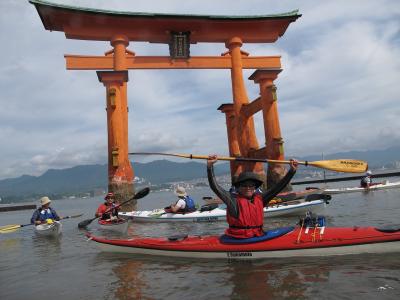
top-left (175, 186), bottom-right (187, 197)
top-left (234, 172), bottom-right (264, 188)
top-left (40, 196), bottom-right (51, 206)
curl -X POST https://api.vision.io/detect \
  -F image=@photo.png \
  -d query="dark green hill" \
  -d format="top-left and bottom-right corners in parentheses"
top-left (0, 160), bottom-right (229, 202)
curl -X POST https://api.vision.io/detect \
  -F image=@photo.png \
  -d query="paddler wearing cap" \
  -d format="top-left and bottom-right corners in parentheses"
top-left (30, 196), bottom-right (61, 225)
top-left (207, 155), bottom-right (298, 239)
top-left (95, 192), bottom-right (120, 221)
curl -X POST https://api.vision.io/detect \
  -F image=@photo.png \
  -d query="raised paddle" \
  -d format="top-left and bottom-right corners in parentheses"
top-left (0, 213), bottom-right (84, 234)
top-left (77, 187), bottom-right (150, 229)
top-left (129, 152), bottom-right (368, 173)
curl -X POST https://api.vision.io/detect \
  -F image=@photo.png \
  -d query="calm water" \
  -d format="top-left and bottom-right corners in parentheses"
top-left (1, 180), bottom-right (400, 300)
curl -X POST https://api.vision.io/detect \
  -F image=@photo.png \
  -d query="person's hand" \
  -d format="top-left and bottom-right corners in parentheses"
top-left (207, 154), bottom-right (218, 167)
top-left (289, 159), bottom-right (299, 171)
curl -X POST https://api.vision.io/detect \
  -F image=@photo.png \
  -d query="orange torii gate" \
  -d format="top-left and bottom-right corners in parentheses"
top-left (30, 0), bottom-right (301, 204)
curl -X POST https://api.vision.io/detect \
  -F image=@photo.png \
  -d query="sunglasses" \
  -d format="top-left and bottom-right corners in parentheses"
top-left (239, 183), bottom-right (256, 188)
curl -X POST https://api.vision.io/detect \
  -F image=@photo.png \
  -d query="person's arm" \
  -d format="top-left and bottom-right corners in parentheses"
top-left (207, 155), bottom-right (239, 218)
top-left (262, 160), bottom-right (298, 205)
top-left (95, 205), bottom-right (105, 218)
top-left (170, 199), bottom-right (185, 213)
top-left (31, 210), bottom-right (39, 224)
top-left (51, 208), bottom-right (61, 220)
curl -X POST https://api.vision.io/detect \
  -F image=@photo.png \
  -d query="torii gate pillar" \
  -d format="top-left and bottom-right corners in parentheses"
top-left (250, 69), bottom-right (291, 190)
top-left (96, 34), bottom-right (135, 207)
top-left (224, 37), bottom-right (266, 183)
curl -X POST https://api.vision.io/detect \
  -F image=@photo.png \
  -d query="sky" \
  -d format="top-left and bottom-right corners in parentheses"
top-left (0, 0), bottom-right (399, 180)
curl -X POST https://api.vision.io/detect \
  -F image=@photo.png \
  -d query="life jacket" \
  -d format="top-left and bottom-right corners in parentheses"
top-left (226, 193), bottom-right (265, 238)
top-left (183, 196), bottom-right (196, 212)
top-left (98, 202), bottom-right (119, 220)
top-left (37, 208), bottom-right (57, 222)
top-left (360, 176), bottom-right (371, 187)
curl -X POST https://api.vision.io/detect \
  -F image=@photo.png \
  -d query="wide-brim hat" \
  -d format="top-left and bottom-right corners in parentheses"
top-left (234, 172), bottom-right (264, 188)
top-left (40, 196), bottom-right (51, 206)
top-left (174, 186), bottom-right (187, 197)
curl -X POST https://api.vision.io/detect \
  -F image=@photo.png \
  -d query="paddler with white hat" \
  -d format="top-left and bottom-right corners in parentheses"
top-left (30, 196), bottom-right (61, 225)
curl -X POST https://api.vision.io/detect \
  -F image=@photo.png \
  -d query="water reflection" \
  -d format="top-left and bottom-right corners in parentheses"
top-left (31, 234), bottom-right (62, 273)
top-left (104, 253), bottom-right (400, 300)
top-left (224, 259), bottom-right (329, 299)
top-left (112, 259), bottom-right (148, 300)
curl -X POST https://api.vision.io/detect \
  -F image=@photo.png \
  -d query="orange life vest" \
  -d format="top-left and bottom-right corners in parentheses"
top-left (225, 194), bottom-right (264, 238)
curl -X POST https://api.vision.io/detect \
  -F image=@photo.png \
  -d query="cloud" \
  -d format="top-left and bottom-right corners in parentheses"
top-left (0, 0), bottom-right (399, 179)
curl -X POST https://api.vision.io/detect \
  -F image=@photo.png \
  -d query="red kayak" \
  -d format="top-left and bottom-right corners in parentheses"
top-left (87, 222), bottom-right (400, 260)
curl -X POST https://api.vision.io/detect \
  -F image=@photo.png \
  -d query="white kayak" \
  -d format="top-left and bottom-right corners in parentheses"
top-left (98, 218), bottom-right (129, 233)
top-left (322, 180), bottom-right (400, 195)
top-left (34, 221), bottom-right (62, 237)
top-left (119, 199), bottom-right (326, 223)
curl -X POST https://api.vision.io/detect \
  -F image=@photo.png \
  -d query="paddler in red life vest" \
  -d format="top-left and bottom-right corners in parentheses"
top-left (95, 192), bottom-right (119, 221)
top-left (207, 155), bottom-right (298, 239)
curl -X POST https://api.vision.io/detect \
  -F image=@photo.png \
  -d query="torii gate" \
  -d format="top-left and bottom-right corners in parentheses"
top-left (30, 0), bottom-right (301, 205)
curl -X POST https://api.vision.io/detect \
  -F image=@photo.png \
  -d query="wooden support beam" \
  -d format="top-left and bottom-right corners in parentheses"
top-left (248, 147), bottom-right (268, 159)
top-left (65, 55), bottom-right (281, 70)
top-left (240, 96), bottom-right (262, 119)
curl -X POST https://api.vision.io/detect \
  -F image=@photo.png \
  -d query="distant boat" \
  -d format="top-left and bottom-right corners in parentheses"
top-left (322, 180), bottom-right (400, 194)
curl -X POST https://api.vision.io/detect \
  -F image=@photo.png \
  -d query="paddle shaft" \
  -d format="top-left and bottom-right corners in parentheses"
top-left (0, 214), bottom-right (83, 234)
top-left (78, 187), bottom-right (150, 228)
top-left (129, 152), bottom-right (368, 173)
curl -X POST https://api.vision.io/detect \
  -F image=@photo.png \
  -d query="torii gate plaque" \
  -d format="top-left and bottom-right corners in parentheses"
top-left (30, 0), bottom-right (301, 205)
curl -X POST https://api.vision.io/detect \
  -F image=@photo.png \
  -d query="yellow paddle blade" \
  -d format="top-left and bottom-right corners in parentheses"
top-left (307, 159), bottom-right (368, 173)
top-left (0, 224), bottom-right (22, 234)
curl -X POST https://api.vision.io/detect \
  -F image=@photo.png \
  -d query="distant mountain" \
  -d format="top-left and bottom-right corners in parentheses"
top-left (0, 147), bottom-right (398, 202)
top-left (0, 160), bottom-right (229, 202)
top-left (0, 164), bottom-right (107, 201)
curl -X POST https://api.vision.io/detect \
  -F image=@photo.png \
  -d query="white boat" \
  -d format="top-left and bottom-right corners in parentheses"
top-left (34, 221), bottom-right (62, 237)
top-left (98, 218), bottom-right (129, 233)
top-left (322, 180), bottom-right (400, 195)
top-left (119, 199), bottom-right (326, 223)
